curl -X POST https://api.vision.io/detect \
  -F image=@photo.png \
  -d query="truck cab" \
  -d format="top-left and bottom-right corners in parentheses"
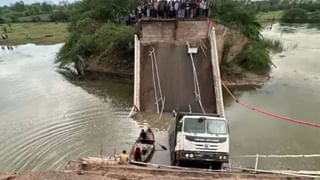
top-left (169, 112), bottom-right (229, 169)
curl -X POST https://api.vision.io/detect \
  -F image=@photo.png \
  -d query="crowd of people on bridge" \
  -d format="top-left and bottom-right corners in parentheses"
top-left (126, 0), bottom-right (212, 25)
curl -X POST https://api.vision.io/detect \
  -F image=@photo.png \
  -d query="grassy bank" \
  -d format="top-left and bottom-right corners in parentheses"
top-left (0, 22), bottom-right (69, 45)
top-left (256, 11), bottom-right (284, 24)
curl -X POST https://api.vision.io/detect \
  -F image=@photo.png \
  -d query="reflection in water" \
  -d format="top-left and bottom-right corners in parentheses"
top-left (228, 24), bottom-right (320, 170)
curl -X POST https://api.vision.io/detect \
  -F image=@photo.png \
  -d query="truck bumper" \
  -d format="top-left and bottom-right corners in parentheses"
top-left (176, 151), bottom-right (229, 164)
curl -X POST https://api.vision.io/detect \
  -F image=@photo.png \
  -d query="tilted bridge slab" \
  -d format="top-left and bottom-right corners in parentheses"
top-left (133, 19), bottom-right (225, 116)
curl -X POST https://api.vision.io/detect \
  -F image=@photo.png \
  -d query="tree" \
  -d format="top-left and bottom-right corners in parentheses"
top-left (71, 0), bottom-right (138, 24)
top-left (308, 11), bottom-right (320, 23)
top-left (12, 1), bottom-right (25, 12)
top-left (56, 0), bottom-right (138, 71)
top-left (49, 11), bottom-right (70, 22)
top-left (41, 2), bottom-right (53, 13)
top-left (2, 26), bottom-right (7, 33)
top-left (0, 16), bottom-right (4, 24)
top-left (281, 8), bottom-right (308, 23)
top-left (31, 16), bottom-right (41, 22)
top-left (211, 0), bottom-right (262, 40)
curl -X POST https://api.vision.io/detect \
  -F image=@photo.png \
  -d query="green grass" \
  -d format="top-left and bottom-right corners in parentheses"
top-left (256, 10), bottom-right (284, 24)
top-left (0, 22), bottom-right (69, 45)
top-left (18, 14), bottom-right (51, 22)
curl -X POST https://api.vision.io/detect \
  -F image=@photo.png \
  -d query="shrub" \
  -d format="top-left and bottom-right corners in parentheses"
top-left (237, 40), bottom-right (272, 75)
top-left (308, 11), bottom-right (320, 23)
top-left (281, 8), bottom-right (308, 23)
top-left (56, 0), bottom-right (138, 73)
top-left (211, 0), bottom-right (262, 40)
top-left (0, 16), bottom-right (5, 24)
top-left (56, 23), bottom-right (135, 68)
top-left (31, 16), bottom-right (41, 22)
top-left (260, 38), bottom-right (283, 53)
top-left (49, 11), bottom-right (70, 22)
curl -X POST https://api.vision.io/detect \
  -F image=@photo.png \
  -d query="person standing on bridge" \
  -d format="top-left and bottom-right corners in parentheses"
top-left (168, 0), bottom-right (175, 18)
top-left (200, 0), bottom-right (206, 17)
top-left (185, 0), bottom-right (191, 18)
top-left (146, 1), bottom-right (152, 18)
top-left (190, 0), bottom-right (196, 18)
top-left (137, 5), bottom-right (142, 19)
top-left (174, 0), bottom-right (180, 18)
top-left (180, 0), bottom-right (186, 18)
top-left (206, 0), bottom-right (212, 17)
top-left (154, 0), bottom-right (160, 18)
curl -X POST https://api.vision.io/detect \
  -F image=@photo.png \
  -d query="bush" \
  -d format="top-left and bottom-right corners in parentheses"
top-left (0, 16), bottom-right (4, 24)
top-left (56, 0), bottom-right (138, 73)
top-left (237, 40), bottom-right (272, 75)
top-left (260, 38), bottom-right (283, 53)
top-left (308, 11), bottom-right (320, 23)
top-left (281, 8), bottom-right (308, 23)
top-left (31, 16), bottom-right (41, 22)
top-left (211, 0), bottom-right (262, 40)
top-left (49, 11), bottom-right (70, 22)
top-left (56, 23), bottom-right (135, 68)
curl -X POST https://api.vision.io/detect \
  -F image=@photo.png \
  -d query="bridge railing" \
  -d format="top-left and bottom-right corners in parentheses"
top-left (230, 154), bottom-right (320, 177)
top-left (209, 27), bottom-right (225, 118)
top-left (133, 35), bottom-right (141, 112)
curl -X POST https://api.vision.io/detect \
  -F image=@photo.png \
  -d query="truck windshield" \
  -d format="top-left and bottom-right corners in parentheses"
top-left (184, 118), bottom-right (205, 134)
top-left (207, 120), bottom-right (227, 135)
top-left (183, 118), bottom-right (227, 135)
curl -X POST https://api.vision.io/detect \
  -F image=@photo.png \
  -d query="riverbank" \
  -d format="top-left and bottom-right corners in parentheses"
top-left (0, 23), bottom-right (69, 45)
top-left (0, 158), bottom-right (307, 180)
top-left (256, 11), bottom-right (284, 25)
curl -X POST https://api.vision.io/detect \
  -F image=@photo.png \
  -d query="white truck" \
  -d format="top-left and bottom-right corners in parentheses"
top-left (169, 112), bottom-right (229, 169)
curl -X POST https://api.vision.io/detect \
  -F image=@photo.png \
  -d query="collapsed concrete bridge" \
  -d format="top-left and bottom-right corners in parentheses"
top-left (133, 19), bottom-right (225, 116)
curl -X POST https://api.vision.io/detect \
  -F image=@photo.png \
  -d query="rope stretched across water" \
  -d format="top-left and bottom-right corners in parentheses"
top-left (221, 81), bottom-right (320, 129)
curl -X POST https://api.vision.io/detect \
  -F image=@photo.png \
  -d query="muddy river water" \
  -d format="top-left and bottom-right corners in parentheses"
top-left (0, 24), bottom-right (319, 172)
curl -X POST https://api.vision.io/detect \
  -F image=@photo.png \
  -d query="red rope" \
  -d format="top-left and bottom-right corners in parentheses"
top-left (221, 81), bottom-right (320, 129)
